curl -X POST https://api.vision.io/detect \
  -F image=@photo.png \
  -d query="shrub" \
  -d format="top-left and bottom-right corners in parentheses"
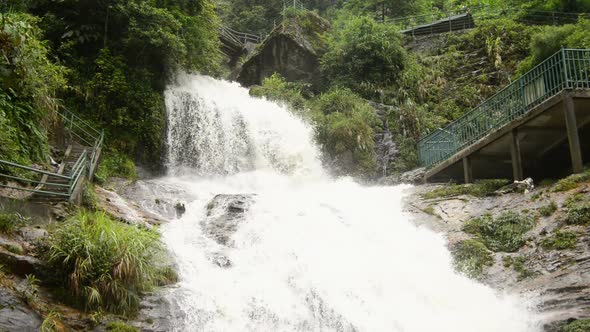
top-left (567, 202), bottom-right (590, 225)
top-left (541, 230), bottom-right (578, 250)
top-left (82, 184), bottom-right (99, 211)
top-left (562, 319), bottom-right (590, 332)
top-left (309, 88), bottom-right (381, 176)
top-left (321, 15), bottom-right (408, 99)
top-left (422, 179), bottom-right (510, 199)
top-left (249, 73), bottom-right (308, 113)
top-left (95, 151), bottom-right (138, 184)
top-left (45, 211), bottom-right (168, 315)
top-left (538, 201), bottom-right (558, 216)
top-left (463, 211), bottom-right (535, 252)
top-left (451, 239), bottom-right (494, 280)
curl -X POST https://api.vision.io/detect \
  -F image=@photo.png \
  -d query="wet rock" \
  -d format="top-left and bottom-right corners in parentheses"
top-left (134, 291), bottom-right (175, 332)
top-left (209, 252), bottom-right (232, 268)
top-left (202, 194), bottom-right (255, 246)
top-left (0, 286), bottom-right (42, 331)
top-left (174, 202), bottom-right (186, 218)
top-left (405, 183), bottom-right (590, 331)
top-left (0, 247), bottom-right (44, 277)
top-left (383, 167), bottom-right (427, 185)
top-left (94, 186), bottom-right (163, 227)
top-left (19, 227), bottom-right (47, 242)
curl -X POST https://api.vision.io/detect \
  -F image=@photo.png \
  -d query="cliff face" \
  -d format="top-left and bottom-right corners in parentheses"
top-left (405, 177), bottom-right (590, 331)
top-left (237, 11), bottom-right (330, 90)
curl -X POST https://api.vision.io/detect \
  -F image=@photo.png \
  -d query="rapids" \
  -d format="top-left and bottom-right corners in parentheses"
top-left (132, 74), bottom-right (539, 331)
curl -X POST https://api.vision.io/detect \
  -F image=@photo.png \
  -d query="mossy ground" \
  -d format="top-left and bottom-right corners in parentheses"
top-left (422, 179), bottom-right (509, 199)
top-left (463, 211), bottom-right (535, 252)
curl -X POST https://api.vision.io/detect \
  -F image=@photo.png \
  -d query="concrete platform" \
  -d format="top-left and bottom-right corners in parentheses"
top-left (426, 90), bottom-right (590, 183)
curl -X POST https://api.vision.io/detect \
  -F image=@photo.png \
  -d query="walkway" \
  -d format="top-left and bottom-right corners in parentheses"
top-left (419, 48), bottom-right (590, 183)
top-left (0, 109), bottom-right (103, 204)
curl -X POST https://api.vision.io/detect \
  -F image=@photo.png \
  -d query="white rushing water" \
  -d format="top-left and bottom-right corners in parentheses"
top-left (142, 74), bottom-right (540, 331)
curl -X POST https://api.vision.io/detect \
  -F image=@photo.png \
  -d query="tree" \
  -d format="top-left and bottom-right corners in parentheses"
top-left (321, 15), bottom-right (409, 100)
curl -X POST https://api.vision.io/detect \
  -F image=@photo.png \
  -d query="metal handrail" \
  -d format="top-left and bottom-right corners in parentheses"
top-left (0, 108), bottom-right (104, 201)
top-left (382, 6), bottom-right (589, 33)
top-left (418, 48), bottom-right (590, 168)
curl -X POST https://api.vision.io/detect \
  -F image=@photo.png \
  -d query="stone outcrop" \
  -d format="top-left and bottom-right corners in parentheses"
top-left (0, 287), bottom-right (42, 331)
top-left (202, 194), bottom-right (255, 247)
top-left (237, 12), bottom-right (330, 90)
top-left (405, 182), bottom-right (590, 331)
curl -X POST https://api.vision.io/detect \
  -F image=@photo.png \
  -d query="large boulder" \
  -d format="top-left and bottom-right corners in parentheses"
top-left (237, 11), bottom-right (330, 90)
top-left (0, 286), bottom-right (42, 331)
top-left (202, 194), bottom-right (255, 246)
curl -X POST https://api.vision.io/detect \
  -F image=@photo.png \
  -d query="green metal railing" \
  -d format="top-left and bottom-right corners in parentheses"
top-left (381, 6), bottom-right (589, 34)
top-left (418, 48), bottom-right (590, 168)
top-left (0, 108), bottom-right (104, 201)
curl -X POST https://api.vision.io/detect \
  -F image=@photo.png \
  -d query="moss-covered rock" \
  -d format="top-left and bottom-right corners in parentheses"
top-left (237, 11), bottom-right (330, 90)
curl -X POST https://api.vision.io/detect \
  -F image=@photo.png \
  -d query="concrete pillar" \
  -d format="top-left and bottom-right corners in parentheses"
top-left (463, 156), bottom-right (473, 184)
top-left (563, 92), bottom-right (583, 174)
top-left (510, 129), bottom-right (524, 181)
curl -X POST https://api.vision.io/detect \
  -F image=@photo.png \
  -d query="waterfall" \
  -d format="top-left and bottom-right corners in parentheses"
top-left (136, 74), bottom-right (539, 331)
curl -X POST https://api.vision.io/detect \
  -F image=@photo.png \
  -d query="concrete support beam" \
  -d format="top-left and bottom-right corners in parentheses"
top-left (463, 156), bottom-right (473, 184)
top-left (509, 129), bottom-right (524, 181)
top-left (563, 92), bottom-right (584, 173)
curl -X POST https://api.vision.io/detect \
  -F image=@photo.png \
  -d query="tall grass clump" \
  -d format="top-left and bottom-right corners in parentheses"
top-left (45, 211), bottom-right (167, 315)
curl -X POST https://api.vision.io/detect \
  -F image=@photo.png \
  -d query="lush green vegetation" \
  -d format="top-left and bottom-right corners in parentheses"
top-left (451, 239), bottom-right (494, 280)
top-left (552, 169), bottom-right (590, 192)
top-left (0, 211), bottom-right (29, 233)
top-left (95, 152), bottom-right (138, 184)
top-left (567, 202), bottom-right (590, 225)
top-left (422, 179), bottom-right (509, 199)
top-left (2, 0), bottom-right (221, 172)
top-left (106, 321), bottom-right (139, 332)
top-left (0, 12), bottom-right (66, 171)
top-left (562, 319), bottom-right (590, 332)
top-left (45, 211), bottom-right (170, 315)
top-left (541, 230), bottom-right (578, 250)
top-left (463, 211), bottom-right (535, 252)
top-left (538, 201), bottom-right (558, 216)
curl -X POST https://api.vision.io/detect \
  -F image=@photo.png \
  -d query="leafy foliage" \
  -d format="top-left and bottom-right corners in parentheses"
top-left (567, 202), bottom-right (590, 225)
top-left (463, 211), bottom-right (535, 252)
top-left (250, 73), bottom-right (308, 113)
top-left (517, 18), bottom-right (590, 75)
top-left (45, 211), bottom-right (170, 315)
top-left (541, 230), bottom-right (578, 250)
top-left (321, 15), bottom-right (408, 100)
top-left (0, 211), bottom-right (29, 233)
top-left (538, 201), bottom-right (558, 216)
top-left (0, 13), bottom-right (66, 167)
top-left (562, 319), bottom-right (590, 332)
top-left (30, 0), bottom-right (221, 168)
top-left (95, 151), bottom-right (138, 184)
top-left (451, 239), bottom-right (494, 280)
top-left (309, 88), bottom-right (381, 176)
